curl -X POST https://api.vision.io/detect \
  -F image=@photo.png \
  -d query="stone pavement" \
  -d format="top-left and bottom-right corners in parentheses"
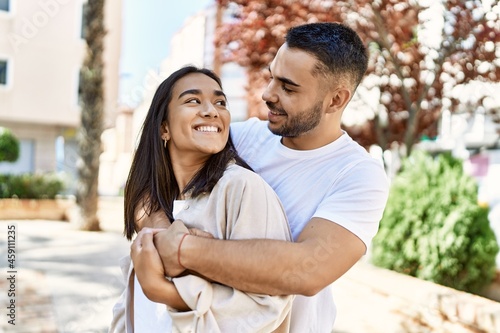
top-left (0, 197), bottom-right (410, 333)
top-left (0, 197), bottom-right (130, 333)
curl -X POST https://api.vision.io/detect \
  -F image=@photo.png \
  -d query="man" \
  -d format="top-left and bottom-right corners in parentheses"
top-left (149, 22), bottom-right (389, 332)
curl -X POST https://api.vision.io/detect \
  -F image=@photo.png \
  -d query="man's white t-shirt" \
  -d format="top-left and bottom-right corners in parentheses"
top-left (231, 118), bottom-right (389, 332)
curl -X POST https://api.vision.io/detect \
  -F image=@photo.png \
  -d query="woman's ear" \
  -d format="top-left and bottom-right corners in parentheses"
top-left (160, 123), bottom-right (171, 142)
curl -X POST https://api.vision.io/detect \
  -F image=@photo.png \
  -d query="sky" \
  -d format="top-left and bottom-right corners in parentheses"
top-left (119, 0), bottom-right (214, 107)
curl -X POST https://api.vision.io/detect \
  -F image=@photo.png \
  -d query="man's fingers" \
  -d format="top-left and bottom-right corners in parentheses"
top-left (189, 228), bottom-right (214, 239)
top-left (150, 228), bottom-right (167, 235)
top-left (153, 220), bottom-right (189, 245)
top-left (171, 220), bottom-right (190, 233)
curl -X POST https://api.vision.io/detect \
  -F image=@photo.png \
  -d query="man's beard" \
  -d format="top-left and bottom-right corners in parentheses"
top-left (267, 100), bottom-right (323, 137)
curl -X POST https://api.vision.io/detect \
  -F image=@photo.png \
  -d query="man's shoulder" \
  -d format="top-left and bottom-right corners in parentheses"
top-left (337, 134), bottom-right (383, 166)
top-left (231, 118), bottom-right (275, 157)
top-left (231, 117), bottom-right (270, 136)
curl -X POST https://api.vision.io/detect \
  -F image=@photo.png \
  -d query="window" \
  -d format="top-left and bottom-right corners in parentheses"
top-left (0, 0), bottom-right (9, 12)
top-left (81, 2), bottom-right (88, 39)
top-left (77, 69), bottom-right (83, 104)
top-left (0, 60), bottom-right (7, 85)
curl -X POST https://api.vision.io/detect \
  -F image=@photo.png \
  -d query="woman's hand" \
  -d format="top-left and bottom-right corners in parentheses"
top-left (131, 228), bottom-right (165, 286)
top-left (131, 228), bottom-right (189, 311)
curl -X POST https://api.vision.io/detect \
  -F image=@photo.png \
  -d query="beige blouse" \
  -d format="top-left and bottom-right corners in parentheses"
top-left (109, 164), bottom-right (294, 333)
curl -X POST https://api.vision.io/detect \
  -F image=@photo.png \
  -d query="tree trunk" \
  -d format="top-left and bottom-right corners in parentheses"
top-left (75, 0), bottom-right (106, 231)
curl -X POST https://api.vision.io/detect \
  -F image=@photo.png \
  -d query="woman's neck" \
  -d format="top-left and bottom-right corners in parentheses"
top-left (171, 158), bottom-right (207, 198)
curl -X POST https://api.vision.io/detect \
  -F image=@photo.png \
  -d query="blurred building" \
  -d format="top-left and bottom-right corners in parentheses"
top-left (130, 3), bottom-right (247, 155)
top-left (0, 0), bottom-right (122, 193)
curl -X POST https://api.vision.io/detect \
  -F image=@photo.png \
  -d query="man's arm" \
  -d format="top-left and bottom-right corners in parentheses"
top-left (154, 218), bottom-right (365, 296)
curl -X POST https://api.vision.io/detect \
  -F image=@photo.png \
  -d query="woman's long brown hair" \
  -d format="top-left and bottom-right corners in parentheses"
top-left (124, 66), bottom-right (251, 240)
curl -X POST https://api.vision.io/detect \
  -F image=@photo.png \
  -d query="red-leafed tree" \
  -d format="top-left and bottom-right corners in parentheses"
top-left (347, 0), bottom-right (500, 153)
top-left (215, 0), bottom-right (500, 154)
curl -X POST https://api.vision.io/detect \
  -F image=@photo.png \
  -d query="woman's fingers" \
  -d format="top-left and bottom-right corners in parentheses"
top-left (131, 228), bottom-right (157, 255)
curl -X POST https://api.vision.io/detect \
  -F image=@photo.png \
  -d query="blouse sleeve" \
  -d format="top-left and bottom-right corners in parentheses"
top-left (168, 166), bottom-right (293, 333)
top-left (108, 255), bottom-right (132, 333)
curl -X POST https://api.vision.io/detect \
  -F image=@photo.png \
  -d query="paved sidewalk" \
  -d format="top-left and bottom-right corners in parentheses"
top-left (0, 197), bottom-right (405, 333)
top-left (0, 220), bottom-right (129, 333)
top-left (0, 198), bottom-right (129, 333)
top-left (331, 263), bottom-right (409, 333)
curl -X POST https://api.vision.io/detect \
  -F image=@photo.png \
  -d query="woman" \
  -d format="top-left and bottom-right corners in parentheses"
top-left (109, 66), bottom-right (293, 333)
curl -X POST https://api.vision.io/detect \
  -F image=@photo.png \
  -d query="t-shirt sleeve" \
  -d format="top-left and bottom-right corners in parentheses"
top-left (312, 160), bottom-right (389, 249)
top-left (168, 167), bottom-right (293, 333)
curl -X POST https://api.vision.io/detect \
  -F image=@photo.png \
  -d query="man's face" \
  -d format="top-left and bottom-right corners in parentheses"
top-left (262, 44), bottom-right (326, 138)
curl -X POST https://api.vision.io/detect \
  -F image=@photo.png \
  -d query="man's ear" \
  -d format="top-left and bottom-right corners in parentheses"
top-left (326, 87), bottom-right (352, 114)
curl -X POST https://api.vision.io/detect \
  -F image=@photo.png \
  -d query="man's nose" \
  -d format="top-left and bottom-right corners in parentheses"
top-left (262, 81), bottom-right (278, 104)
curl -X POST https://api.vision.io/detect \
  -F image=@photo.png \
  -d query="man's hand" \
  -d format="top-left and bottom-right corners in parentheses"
top-left (153, 220), bottom-right (215, 277)
top-left (153, 220), bottom-right (190, 277)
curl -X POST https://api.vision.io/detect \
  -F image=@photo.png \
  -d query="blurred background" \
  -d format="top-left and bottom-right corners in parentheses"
top-left (1, 0), bottom-right (500, 332)
top-left (0, 0), bottom-right (499, 203)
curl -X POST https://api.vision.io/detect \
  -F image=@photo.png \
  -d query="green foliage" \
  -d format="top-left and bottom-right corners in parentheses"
top-left (371, 150), bottom-right (499, 294)
top-left (0, 127), bottom-right (20, 162)
top-left (0, 173), bottom-right (64, 199)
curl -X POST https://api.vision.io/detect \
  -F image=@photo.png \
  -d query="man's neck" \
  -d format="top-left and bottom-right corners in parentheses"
top-left (281, 128), bottom-right (343, 150)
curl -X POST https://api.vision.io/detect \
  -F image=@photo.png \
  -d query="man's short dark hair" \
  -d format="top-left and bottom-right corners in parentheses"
top-left (286, 22), bottom-right (368, 88)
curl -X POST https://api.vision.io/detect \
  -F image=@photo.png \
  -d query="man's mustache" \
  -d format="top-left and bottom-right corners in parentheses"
top-left (266, 102), bottom-right (286, 115)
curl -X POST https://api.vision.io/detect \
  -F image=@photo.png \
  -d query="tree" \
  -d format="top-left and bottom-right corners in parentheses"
top-left (75, 0), bottom-right (106, 231)
top-left (215, 0), bottom-right (500, 154)
top-left (344, 0), bottom-right (500, 154)
top-left (0, 127), bottom-right (20, 163)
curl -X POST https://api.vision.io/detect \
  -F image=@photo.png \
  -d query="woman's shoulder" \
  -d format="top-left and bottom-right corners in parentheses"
top-left (215, 163), bottom-right (268, 190)
top-left (223, 163), bottom-right (260, 181)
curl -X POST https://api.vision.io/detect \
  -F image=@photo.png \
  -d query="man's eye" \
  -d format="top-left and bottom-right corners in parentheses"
top-left (281, 84), bottom-right (292, 93)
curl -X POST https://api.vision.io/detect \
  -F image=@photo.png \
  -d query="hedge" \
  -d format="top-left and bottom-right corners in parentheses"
top-left (0, 173), bottom-right (64, 199)
top-left (371, 150), bottom-right (499, 294)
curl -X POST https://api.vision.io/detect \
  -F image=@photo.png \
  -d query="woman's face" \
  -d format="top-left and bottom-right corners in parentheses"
top-left (164, 73), bottom-right (230, 163)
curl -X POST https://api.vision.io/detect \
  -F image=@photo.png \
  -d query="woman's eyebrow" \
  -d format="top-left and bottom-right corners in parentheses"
top-left (214, 90), bottom-right (227, 99)
top-left (178, 89), bottom-right (227, 99)
top-left (178, 89), bottom-right (201, 99)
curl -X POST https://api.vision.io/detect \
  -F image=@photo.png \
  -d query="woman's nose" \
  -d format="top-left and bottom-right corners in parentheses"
top-left (199, 103), bottom-right (218, 118)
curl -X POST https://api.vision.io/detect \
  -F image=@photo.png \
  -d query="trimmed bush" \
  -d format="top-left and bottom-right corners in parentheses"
top-left (0, 127), bottom-right (20, 162)
top-left (371, 150), bottom-right (499, 294)
top-left (0, 173), bottom-right (64, 199)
